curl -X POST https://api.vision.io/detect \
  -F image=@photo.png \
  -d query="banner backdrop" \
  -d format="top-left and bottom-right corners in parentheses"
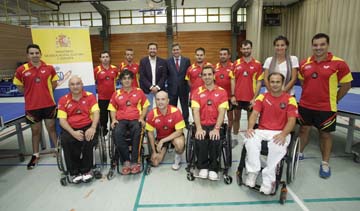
top-left (31, 26), bottom-right (95, 102)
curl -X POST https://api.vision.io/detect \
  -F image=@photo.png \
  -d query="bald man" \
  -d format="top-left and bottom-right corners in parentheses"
top-left (145, 91), bottom-right (186, 170)
top-left (57, 76), bottom-right (100, 184)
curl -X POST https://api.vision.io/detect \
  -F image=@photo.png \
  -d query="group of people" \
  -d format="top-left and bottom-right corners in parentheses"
top-left (13, 32), bottom-right (353, 190)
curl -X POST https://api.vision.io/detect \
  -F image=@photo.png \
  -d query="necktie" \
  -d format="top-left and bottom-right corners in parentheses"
top-left (175, 58), bottom-right (180, 71)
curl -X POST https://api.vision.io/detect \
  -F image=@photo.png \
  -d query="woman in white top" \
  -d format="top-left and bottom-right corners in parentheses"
top-left (263, 35), bottom-right (299, 96)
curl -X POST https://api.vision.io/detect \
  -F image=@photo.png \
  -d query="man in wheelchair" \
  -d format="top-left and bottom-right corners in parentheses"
top-left (146, 91), bottom-right (186, 170)
top-left (243, 72), bottom-right (298, 194)
top-left (108, 69), bottom-right (149, 175)
top-left (57, 76), bottom-right (100, 184)
top-left (191, 65), bottom-right (229, 180)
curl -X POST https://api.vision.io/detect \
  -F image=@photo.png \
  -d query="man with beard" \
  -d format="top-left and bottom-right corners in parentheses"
top-left (231, 40), bottom-right (263, 135)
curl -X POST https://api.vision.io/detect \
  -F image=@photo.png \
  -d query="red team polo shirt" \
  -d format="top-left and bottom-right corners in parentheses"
top-left (108, 88), bottom-right (149, 121)
top-left (13, 61), bottom-right (59, 111)
top-left (233, 58), bottom-right (263, 101)
top-left (185, 62), bottom-right (213, 93)
top-left (57, 91), bottom-right (99, 129)
top-left (298, 52), bottom-right (353, 112)
top-left (93, 64), bottom-right (119, 100)
top-left (120, 62), bottom-right (140, 88)
top-left (191, 85), bottom-right (229, 126)
top-left (253, 92), bottom-right (298, 130)
top-left (145, 105), bottom-right (185, 139)
top-left (214, 61), bottom-right (234, 99)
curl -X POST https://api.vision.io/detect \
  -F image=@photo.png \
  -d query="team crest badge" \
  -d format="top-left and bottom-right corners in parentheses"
top-left (279, 102), bottom-right (286, 109)
top-left (311, 72), bottom-right (318, 79)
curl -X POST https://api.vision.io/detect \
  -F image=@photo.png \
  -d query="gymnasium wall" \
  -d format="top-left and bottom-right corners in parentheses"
top-left (91, 30), bottom-right (239, 66)
top-left (0, 23), bottom-right (31, 77)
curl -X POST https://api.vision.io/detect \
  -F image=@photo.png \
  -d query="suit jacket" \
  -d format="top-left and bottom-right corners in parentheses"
top-left (139, 56), bottom-right (168, 94)
top-left (166, 56), bottom-right (191, 96)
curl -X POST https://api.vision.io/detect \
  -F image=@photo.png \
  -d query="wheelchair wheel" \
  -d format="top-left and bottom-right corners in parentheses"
top-left (225, 126), bottom-right (232, 168)
top-left (56, 137), bottom-right (65, 172)
top-left (60, 177), bottom-right (67, 186)
top-left (236, 146), bottom-right (247, 186)
top-left (187, 172), bottom-right (195, 181)
top-left (98, 130), bottom-right (107, 166)
top-left (224, 175), bottom-right (233, 184)
top-left (286, 137), bottom-right (300, 184)
top-left (186, 124), bottom-right (195, 163)
top-left (108, 129), bottom-right (115, 160)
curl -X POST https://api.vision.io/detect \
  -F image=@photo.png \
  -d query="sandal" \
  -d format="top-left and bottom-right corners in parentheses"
top-left (121, 161), bottom-right (131, 175)
top-left (130, 163), bottom-right (141, 174)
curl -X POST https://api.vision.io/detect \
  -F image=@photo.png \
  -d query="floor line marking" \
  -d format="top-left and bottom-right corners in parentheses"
top-left (287, 186), bottom-right (310, 211)
top-left (137, 196), bottom-right (360, 209)
top-left (133, 163), bottom-right (148, 211)
top-left (138, 200), bottom-right (295, 208)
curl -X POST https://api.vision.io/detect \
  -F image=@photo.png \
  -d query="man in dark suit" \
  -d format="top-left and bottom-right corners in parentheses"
top-left (139, 42), bottom-right (168, 110)
top-left (167, 43), bottom-right (191, 127)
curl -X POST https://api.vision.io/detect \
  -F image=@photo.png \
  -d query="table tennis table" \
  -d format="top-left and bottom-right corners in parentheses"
top-left (0, 102), bottom-right (28, 161)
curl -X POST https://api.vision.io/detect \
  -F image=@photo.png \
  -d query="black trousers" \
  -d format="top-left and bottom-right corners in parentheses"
top-left (195, 125), bottom-right (221, 172)
top-left (98, 99), bottom-right (110, 135)
top-left (169, 87), bottom-right (189, 126)
top-left (61, 124), bottom-right (96, 176)
top-left (113, 120), bottom-right (141, 164)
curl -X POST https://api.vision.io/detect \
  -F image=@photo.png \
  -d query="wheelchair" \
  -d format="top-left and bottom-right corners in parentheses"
top-left (185, 123), bottom-right (233, 184)
top-left (235, 130), bottom-right (300, 204)
top-left (56, 127), bottom-right (107, 186)
top-left (106, 123), bottom-right (150, 180)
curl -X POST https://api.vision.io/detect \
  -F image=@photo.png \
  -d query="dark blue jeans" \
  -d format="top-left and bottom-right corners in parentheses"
top-left (113, 120), bottom-right (141, 164)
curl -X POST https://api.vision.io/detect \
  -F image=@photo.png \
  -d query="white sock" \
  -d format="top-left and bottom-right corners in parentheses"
top-left (33, 153), bottom-right (40, 157)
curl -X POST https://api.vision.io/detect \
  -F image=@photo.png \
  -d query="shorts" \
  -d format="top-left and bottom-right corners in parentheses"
top-left (25, 106), bottom-right (57, 124)
top-left (233, 101), bottom-right (252, 111)
top-left (298, 106), bottom-right (336, 132)
top-left (228, 100), bottom-right (235, 111)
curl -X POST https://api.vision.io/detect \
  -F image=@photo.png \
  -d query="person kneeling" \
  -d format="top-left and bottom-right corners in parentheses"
top-left (58, 76), bottom-right (100, 184)
top-left (146, 91), bottom-right (185, 170)
top-left (244, 72), bottom-right (298, 194)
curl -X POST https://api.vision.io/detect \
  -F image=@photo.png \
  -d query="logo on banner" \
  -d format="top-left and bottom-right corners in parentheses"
top-left (56, 34), bottom-right (71, 48)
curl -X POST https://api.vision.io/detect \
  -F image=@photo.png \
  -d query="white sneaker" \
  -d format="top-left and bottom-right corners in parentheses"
top-left (72, 175), bottom-right (83, 184)
top-left (245, 172), bottom-right (258, 188)
top-left (198, 169), bottom-right (208, 179)
top-left (172, 153), bottom-right (182, 170)
top-left (208, 171), bottom-right (219, 181)
top-left (260, 183), bottom-right (273, 195)
top-left (82, 172), bottom-right (93, 183)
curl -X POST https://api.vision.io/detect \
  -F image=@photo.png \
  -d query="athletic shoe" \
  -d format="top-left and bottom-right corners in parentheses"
top-left (208, 171), bottom-right (219, 181)
top-left (82, 172), bottom-right (93, 182)
top-left (319, 162), bottom-right (331, 178)
top-left (27, 155), bottom-right (39, 170)
top-left (245, 172), bottom-right (258, 188)
top-left (71, 174), bottom-right (83, 184)
top-left (171, 154), bottom-right (182, 170)
top-left (130, 163), bottom-right (141, 174)
top-left (198, 169), bottom-right (208, 179)
top-left (260, 183), bottom-right (273, 195)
